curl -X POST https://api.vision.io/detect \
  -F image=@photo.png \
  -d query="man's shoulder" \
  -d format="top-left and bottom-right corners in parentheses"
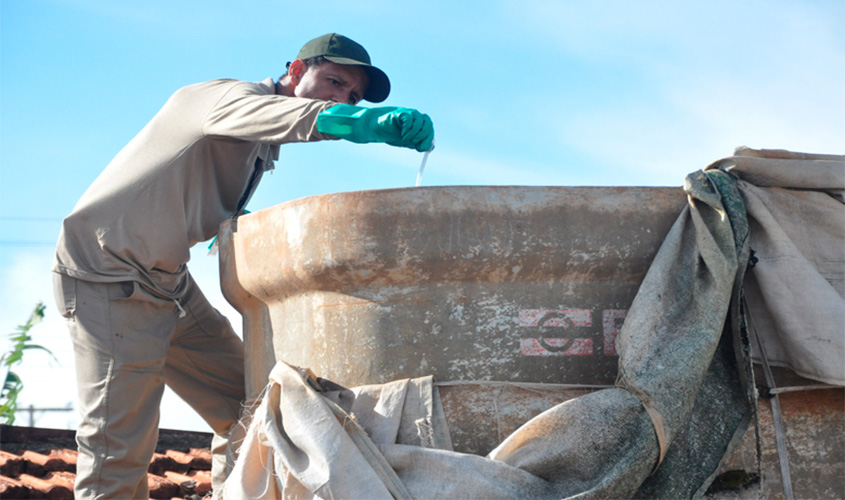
top-left (177, 78), bottom-right (275, 96)
top-left (162, 79), bottom-right (274, 112)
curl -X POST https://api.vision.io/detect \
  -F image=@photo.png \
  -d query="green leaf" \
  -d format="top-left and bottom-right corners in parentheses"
top-left (22, 344), bottom-right (50, 352)
top-left (5, 352), bottom-right (23, 365)
top-left (1, 302), bottom-right (52, 424)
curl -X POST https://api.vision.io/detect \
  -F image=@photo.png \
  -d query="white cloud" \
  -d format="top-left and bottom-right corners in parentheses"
top-left (512, 1), bottom-right (845, 179)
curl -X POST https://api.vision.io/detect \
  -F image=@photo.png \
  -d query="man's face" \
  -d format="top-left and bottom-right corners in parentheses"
top-left (290, 60), bottom-right (369, 105)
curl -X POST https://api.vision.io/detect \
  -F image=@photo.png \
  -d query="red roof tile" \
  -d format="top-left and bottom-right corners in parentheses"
top-left (0, 449), bottom-right (27, 477)
top-left (18, 472), bottom-right (73, 499)
top-left (21, 449), bottom-right (77, 472)
top-left (44, 471), bottom-right (76, 491)
top-left (1, 424), bottom-right (214, 500)
top-left (148, 473), bottom-right (181, 498)
top-left (165, 449), bottom-right (211, 470)
top-left (0, 474), bottom-right (29, 499)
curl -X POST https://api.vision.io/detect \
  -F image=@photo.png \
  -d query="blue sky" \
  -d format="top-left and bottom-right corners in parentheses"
top-left (1, 0), bottom-right (843, 430)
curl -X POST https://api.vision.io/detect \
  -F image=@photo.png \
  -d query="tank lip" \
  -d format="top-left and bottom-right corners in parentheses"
top-left (245, 185), bottom-right (685, 214)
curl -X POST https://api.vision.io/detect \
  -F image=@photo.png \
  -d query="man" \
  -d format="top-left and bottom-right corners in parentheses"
top-left (52, 33), bottom-right (433, 499)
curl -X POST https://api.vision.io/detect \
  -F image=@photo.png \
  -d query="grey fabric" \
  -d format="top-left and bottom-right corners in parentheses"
top-left (54, 272), bottom-right (245, 499)
top-left (485, 169), bottom-right (753, 499)
top-left (707, 148), bottom-right (845, 385)
top-left (226, 164), bottom-right (757, 499)
top-left (54, 78), bottom-right (336, 300)
top-left (223, 363), bottom-right (450, 499)
top-left (345, 378), bottom-right (453, 450)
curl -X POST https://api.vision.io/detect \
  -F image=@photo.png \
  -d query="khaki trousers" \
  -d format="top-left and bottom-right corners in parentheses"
top-left (53, 272), bottom-right (245, 500)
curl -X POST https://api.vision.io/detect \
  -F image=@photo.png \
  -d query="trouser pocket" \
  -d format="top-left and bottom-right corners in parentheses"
top-left (52, 272), bottom-right (76, 318)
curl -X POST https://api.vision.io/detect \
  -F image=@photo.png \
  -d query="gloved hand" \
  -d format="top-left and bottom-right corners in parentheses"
top-left (317, 104), bottom-right (434, 152)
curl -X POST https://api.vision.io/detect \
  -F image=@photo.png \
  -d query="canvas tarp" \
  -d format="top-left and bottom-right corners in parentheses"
top-left (707, 147), bottom-right (845, 386)
top-left (223, 148), bottom-right (843, 499)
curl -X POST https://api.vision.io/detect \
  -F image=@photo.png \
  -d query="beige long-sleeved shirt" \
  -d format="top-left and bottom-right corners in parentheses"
top-left (54, 78), bottom-right (336, 300)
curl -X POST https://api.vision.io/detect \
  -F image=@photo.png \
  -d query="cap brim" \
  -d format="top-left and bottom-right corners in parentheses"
top-left (324, 56), bottom-right (390, 103)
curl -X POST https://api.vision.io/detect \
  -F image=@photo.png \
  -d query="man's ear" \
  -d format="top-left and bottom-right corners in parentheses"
top-left (288, 59), bottom-right (306, 85)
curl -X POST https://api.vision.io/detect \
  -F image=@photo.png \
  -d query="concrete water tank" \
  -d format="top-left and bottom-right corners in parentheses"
top-left (218, 185), bottom-right (684, 450)
top-left (219, 186), bottom-right (685, 390)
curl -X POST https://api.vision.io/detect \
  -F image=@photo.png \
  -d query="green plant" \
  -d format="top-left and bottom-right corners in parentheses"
top-left (1, 302), bottom-right (57, 425)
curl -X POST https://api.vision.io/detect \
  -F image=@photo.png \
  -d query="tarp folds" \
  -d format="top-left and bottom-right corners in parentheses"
top-left (224, 148), bottom-right (842, 499)
top-left (707, 147), bottom-right (845, 386)
top-left (223, 364), bottom-right (451, 499)
top-left (486, 168), bottom-right (754, 499)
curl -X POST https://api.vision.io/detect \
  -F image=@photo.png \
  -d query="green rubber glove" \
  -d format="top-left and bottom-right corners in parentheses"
top-left (317, 104), bottom-right (435, 152)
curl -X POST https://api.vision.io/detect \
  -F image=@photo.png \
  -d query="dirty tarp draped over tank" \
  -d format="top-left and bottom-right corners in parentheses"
top-left (707, 148), bottom-right (845, 386)
top-left (223, 158), bottom-right (768, 499)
